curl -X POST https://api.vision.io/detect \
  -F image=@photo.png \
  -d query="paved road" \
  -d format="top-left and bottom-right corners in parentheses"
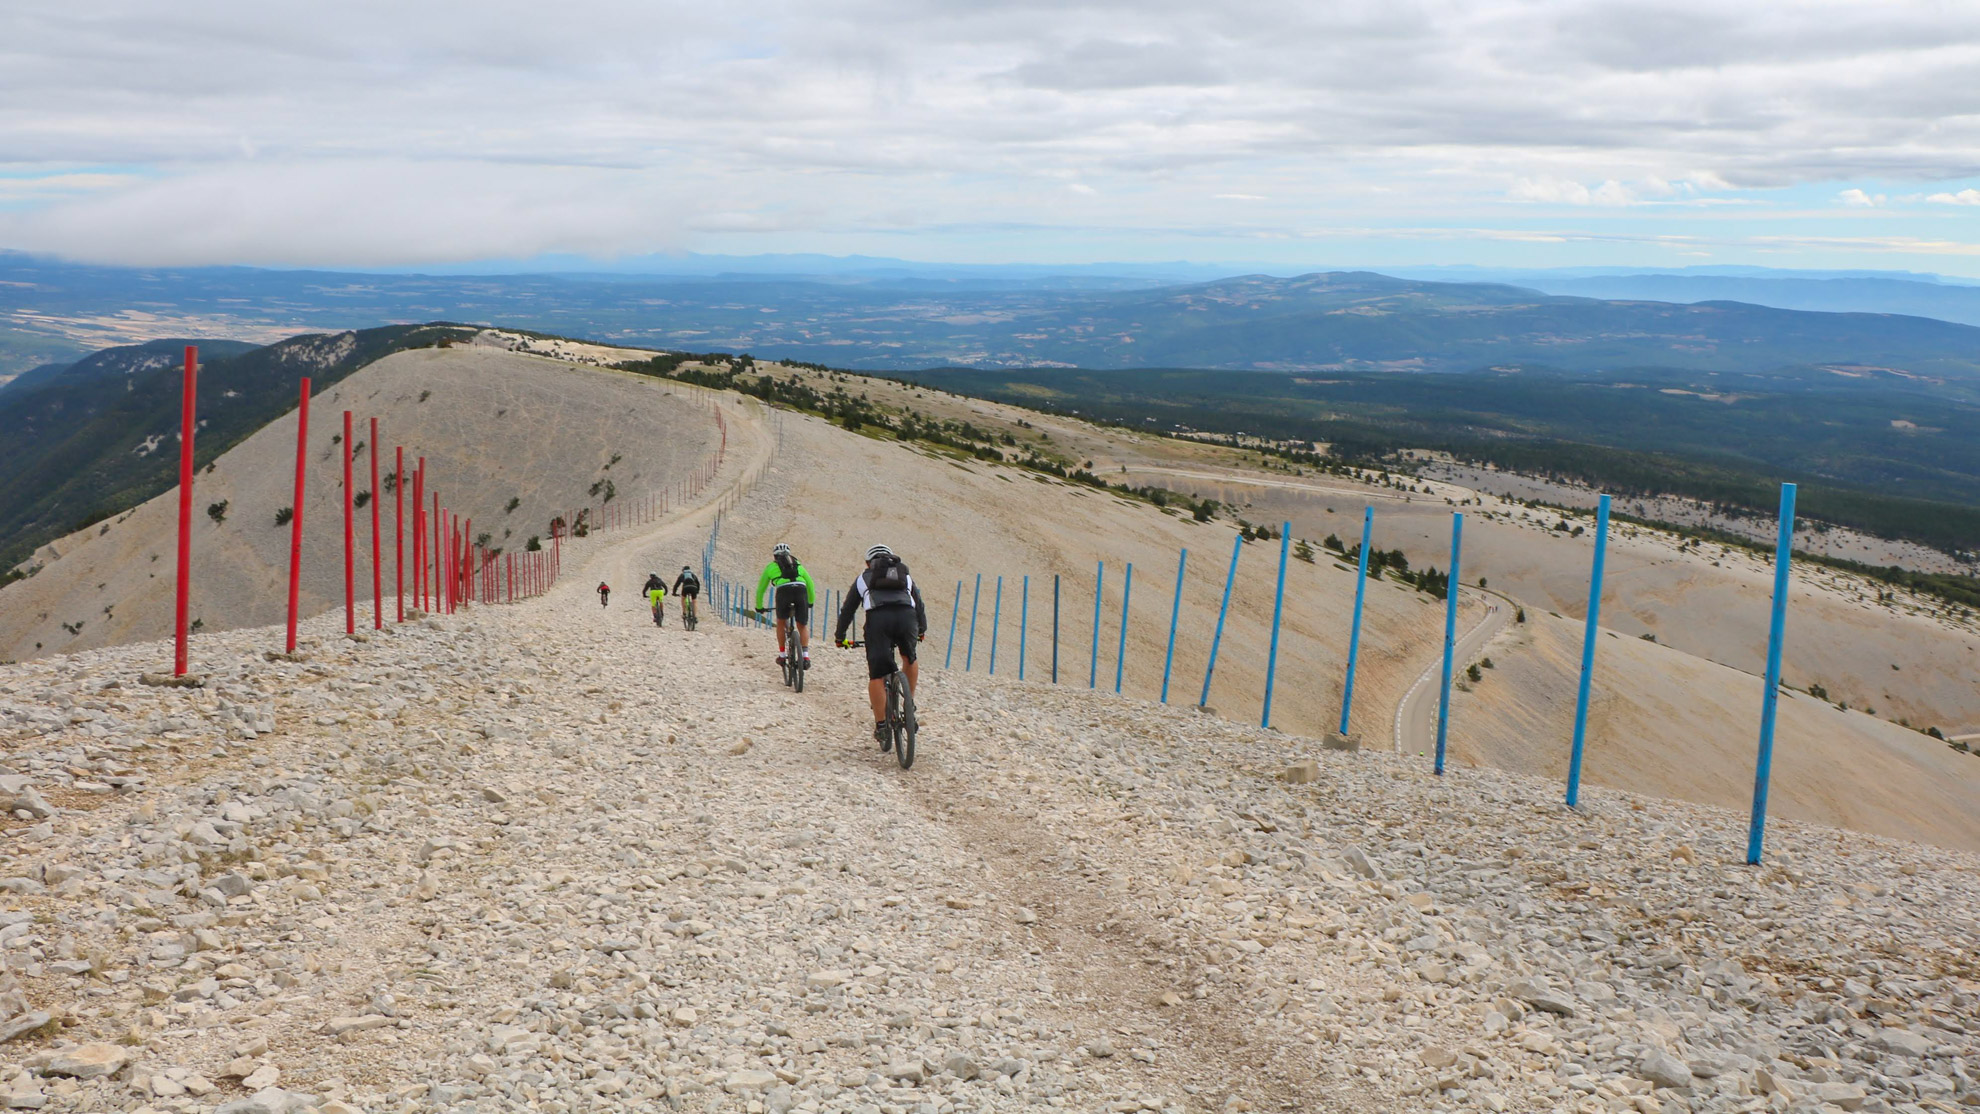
top-left (1391, 587), bottom-right (1516, 757)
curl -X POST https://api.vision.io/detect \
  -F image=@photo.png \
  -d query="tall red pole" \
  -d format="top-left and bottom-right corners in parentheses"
top-left (370, 418), bottom-right (382, 629)
top-left (172, 346), bottom-right (198, 676)
top-left (464, 517), bottom-right (473, 605)
top-left (342, 410), bottom-right (355, 635)
top-left (431, 493), bottom-right (441, 614)
top-left (414, 461), bottom-right (426, 610)
top-left (394, 446), bottom-right (405, 622)
top-left (285, 378), bottom-right (310, 654)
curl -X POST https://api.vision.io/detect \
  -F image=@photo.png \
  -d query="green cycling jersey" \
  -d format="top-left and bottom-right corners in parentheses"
top-left (755, 559), bottom-right (817, 608)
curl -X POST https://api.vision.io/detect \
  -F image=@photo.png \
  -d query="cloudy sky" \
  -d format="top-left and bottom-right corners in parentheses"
top-left (6, 0), bottom-right (1980, 272)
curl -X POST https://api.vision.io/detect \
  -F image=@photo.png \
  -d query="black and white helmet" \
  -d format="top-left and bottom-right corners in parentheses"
top-left (772, 542), bottom-right (792, 557)
top-left (865, 544), bottom-right (893, 562)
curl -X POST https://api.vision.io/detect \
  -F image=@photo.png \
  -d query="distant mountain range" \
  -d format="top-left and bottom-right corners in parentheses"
top-left (9, 252), bottom-right (1980, 379)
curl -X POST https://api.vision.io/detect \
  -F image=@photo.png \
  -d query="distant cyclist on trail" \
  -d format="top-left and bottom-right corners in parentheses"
top-left (834, 544), bottom-right (927, 747)
top-left (672, 565), bottom-right (700, 602)
top-left (643, 573), bottom-right (668, 627)
top-left (597, 582), bottom-right (611, 608)
top-left (754, 544), bottom-right (817, 669)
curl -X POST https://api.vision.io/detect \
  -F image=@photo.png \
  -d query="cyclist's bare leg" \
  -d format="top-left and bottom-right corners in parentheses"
top-left (795, 621), bottom-right (810, 654)
top-left (774, 616), bottom-right (788, 655)
top-left (867, 678), bottom-right (888, 724)
top-left (904, 659), bottom-right (918, 695)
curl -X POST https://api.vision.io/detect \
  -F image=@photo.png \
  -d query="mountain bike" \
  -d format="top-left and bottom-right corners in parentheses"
top-left (650, 599), bottom-right (665, 628)
top-left (781, 634), bottom-right (805, 693)
top-left (682, 595), bottom-right (698, 631)
top-left (845, 642), bottom-right (916, 769)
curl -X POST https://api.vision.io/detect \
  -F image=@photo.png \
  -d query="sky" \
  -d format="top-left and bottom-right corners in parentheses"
top-left (6, 0), bottom-right (1980, 274)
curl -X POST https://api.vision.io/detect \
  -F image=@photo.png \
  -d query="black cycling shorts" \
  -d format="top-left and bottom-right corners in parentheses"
top-left (678, 584), bottom-right (699, 599)
top-left (862, 605), bottom-right (920, 680)
top-left (773, 582), bottom-right (810, 625)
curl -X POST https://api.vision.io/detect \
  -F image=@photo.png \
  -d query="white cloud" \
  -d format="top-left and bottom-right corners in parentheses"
top-left (1508, 177), bottom-right (1638, 206)
top-left (1927, 188), bottom-right (1980, 205)
top-left (1836, 188), bottom-right (1884, 207)
top-left (4, 0), bottom-right (1980, 264)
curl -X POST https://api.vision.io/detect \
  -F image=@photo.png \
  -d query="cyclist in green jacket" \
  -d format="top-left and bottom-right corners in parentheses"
top-left (643, 573), bottom-right (668, 627)
top-left (755, 543), bottom-right (817, 669)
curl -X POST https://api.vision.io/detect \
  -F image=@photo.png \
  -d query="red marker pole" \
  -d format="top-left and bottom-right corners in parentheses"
top-left (431, 494), bottom-right (441, 613)
top-left (172, 346), bottom-right (199, 676)
top-left (464, 517), bottom-right (473, 604)
top-left (394, 446), bottom-right (405, 622)
top-left (284, 378), bottom-right (310, 655)
top-left (342, 410), bottom-right (355, 635)
top-left (370, 418), bottom-right (382, 629)
top-left (410, 465), bottom-right (421, 612)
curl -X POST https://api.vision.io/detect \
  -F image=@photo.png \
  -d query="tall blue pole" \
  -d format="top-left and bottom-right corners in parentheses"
top-left (1199, 534), bottom-right (1242, 708)
top-left (945, 579), bottom-right (961, 668)
top-left (1262, 524), bottom-right (1290, 729)
top-left (1114, 563), bottom-right (1133, 694)
top-left (1161, 549), bottom-right (1187, 704)
top-left (1019, 576), bottom-right (1029, 681)
top-left (1338, 506), bottom-right (1373, 736)
top-left (1089, 561), bottom-right (1104, 689)
top-left (1434, 513), bottom-right (1464, 775)
top-left (1566, 494), bottom-right (1612, 808)
top-left (966, 573), bottom-right (982, 671)
top-left (1747, 483), bottom-right (1798, 865)
top-left (989, 576), bottom-right (1003, 675)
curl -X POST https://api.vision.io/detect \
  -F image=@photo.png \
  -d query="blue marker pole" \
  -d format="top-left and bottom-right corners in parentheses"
top-left (1566, 494), bottom-right (1612, 808)
top-left (1262, 524), bottom-right (1290, 729)
top-left (1338, 507), bottom-right (1373, 736)
top-left (965, 573), bottom-right (982, 671)
top-left (1160, 549), bottom-right (1187, 704)
top-left (989, 575), bottom-right (1003, 675)
top-left (1114, 562), bottom-right (1133, 694)
top-left (945, 580), bottom-right (961, 668)
top-left (1434, 512), bottom-right (1465, 775)
top-left (1019, 576), bottom-right (1029, 681)
top-left (1747, 482), bottom-right (1798, 865)
top-left (1199, 533), bottom-right (1242, 708)
top-left (1089, 561), bottom-right (1104, 689)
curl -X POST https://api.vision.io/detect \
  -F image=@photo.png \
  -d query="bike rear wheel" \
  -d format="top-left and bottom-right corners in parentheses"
top-left (791, 647), bottom-right (805, 693)
top-left (684, 601), bottom-right (697, 630)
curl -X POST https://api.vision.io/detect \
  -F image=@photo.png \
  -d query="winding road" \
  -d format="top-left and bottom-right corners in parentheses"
top-left (1392, 587), bottom-right (1516, 756)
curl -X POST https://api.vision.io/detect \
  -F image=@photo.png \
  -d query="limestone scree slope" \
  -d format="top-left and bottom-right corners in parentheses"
top-left (0, 443), bottom-right (1973, 1113)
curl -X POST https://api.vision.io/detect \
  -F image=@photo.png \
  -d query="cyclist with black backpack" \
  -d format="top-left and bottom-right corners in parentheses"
top-left (754, 543), bottom-right (818, 669)
top-left (834, 544), bottom-right (927, 747)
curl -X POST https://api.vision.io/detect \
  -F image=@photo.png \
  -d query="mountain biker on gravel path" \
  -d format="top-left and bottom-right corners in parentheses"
top-left (643, 573), bottom-right (668, 627)
top-left (597, 582), bottom-right (611, 608)
top-left (834, 544), bottom-right (927, 747)
top-left (754, 544), bottom-right (817, 669)
top-left (673, 565), bottom-right (700, 603)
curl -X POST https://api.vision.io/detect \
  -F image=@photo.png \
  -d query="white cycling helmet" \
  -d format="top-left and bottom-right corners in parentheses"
top-left (865, 543), bottom-right (893, 561)
top-left (772, 542), bottom-right (792, 557)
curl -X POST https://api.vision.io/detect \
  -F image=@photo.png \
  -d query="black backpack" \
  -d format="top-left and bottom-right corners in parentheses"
top-left (871, 554), bottom-right (908, 591)
top-left (775, 553), bottom-right (799, 581)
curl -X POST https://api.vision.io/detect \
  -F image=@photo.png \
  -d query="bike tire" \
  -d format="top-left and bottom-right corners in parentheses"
top-left (892, 672), bottom-right (915, 770)
top-left (792, 652), bottom-right (805, 693)
top-left (684, 603), bottom-right (697, 631)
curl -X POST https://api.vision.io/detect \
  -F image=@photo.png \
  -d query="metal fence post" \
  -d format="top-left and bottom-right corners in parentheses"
top-left (1566, 494), bottom-right (1612, 808)
top-left (1115, 562), bottom-right (1134, 694)
top-left (966, 573), bottom-right (982, 671)
top-left (1089, 561), bottom-right (1104, 689)
top-left (1052, 575), bottom-right (1060, 683)
top-left (1199, 534), bottom-right (1241, 709)
top-left (1338, 506), bottom-right (1373, 736)
top-left (1434, 513), bottom-right (1465, 775)
top-left (945, 580), bottom-right (962, 668)
top-left (1262, 525), bottom-right (1290, 729)
top-left (1019, 576), bottom-right (1030, 681)
top-left (990, 575), bottom-right (1003, 675)
top-left (1161, 549), bottom-right (1186, 704)
top-left (1747, 483), bottom-right (1798, 865)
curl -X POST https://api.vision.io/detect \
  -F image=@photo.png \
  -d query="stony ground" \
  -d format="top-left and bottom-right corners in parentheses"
top-left (1, 556), bottom-right (1978, 1114)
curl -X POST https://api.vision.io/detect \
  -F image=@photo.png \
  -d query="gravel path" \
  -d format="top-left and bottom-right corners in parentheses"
top-left (0, 444), bottom-right (1977, 1114)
